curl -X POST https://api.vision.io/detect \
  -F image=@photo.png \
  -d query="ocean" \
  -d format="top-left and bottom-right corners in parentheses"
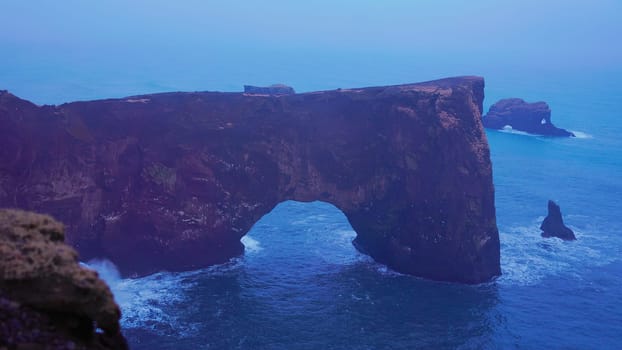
top-left (2, 50), bottom-right (621, 349)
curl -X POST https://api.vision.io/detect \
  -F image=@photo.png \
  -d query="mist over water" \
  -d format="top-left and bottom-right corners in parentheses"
top-left (2, 1), bottom-right (621, 105)
top-left (4, 1), bottom-right (622, 348)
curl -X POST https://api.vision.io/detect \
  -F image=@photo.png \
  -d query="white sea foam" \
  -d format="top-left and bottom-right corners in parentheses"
top-left (569, 130), bottom-right (593, 139)
top-left (113, 272), bottom-right (201, 336)
top-left (82, 259), bottom-right (132, 307)
top-left (84, 259), bottom-right (121, 284)
top-left (498, 127), bottom-right (537, 137)
top-left (372, 263), bottom-right (405, 277)
top-left (82, 259), bottom-right (245, 335)
top-left (498, 217), bottom-right (619, 286)
top-left (498, 127), bottom-right (590, 139)
top-left (291, 214), bottom-right (329, 225)
top-left (241, 235), bottom-right (263, 253)
top-left (333, 229), bottom-right (356, 245)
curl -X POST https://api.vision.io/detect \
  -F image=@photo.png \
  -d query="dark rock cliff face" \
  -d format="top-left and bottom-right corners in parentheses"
top-left (483, 98), bottom-right (574, 137)
top-left (541, 200), bottom-right (576, 240)
top-left (0, 209), bottom-right (127, 349)
top-left (0, 76), bottom-right (500, 284)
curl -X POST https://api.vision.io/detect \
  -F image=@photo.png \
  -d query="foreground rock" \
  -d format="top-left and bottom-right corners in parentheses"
top-left (0, 209), bottom-right (127, 349)
top-left (0, 76), bottom-right (500, 284)
top-left (482, 98), bottom-right (574, 136)
top-left (540, 201), bottom-right (576, 240)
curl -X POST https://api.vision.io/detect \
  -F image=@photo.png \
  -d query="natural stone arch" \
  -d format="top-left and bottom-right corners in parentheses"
top-left (0, 77), bottom-right (500, 283)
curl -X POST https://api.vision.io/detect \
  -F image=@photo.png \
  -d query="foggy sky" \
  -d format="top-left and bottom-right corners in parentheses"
top-left (3, 1), bottom-right (620, 62)
top-left (1, 0), bottom-right (620, 103)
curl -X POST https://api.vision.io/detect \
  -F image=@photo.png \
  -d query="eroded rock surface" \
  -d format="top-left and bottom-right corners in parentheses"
top-left (0, 76), bottom-right (500, 284)
top-left (0, 209), bottom-right (127, 349)
top-left (483, 98), bottom-right (574, 136)
top-left (541, 200), bottom-right (576, 240)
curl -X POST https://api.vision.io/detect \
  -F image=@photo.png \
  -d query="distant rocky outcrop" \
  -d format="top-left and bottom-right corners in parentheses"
top-left (0, 76), bottom-right (500, 284)
top-left (540, 201), bottom-right (576, 240)
top-left (483, 98), bottom-right (574, 137)
top-left (244, 84), bottom-right (295, 95)
top-left (0, 209), bottom-right (127, 349)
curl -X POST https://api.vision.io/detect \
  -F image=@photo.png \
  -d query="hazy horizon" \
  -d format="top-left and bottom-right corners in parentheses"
top-left (1, 1), bottom-right (621, 104)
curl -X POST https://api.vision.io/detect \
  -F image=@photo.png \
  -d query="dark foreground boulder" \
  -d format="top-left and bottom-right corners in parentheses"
top-left (540, 201), bottom-right (576, 240)
top-left (483, 98), bottom-right (574, 137)
top-left (243, 83), bottom-right (295, 95)
top-left (0, 209), bottom-right (127, 349)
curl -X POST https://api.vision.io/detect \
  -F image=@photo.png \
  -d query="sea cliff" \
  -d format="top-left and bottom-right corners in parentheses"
top-left (0, 77), bottom-right (500, 283)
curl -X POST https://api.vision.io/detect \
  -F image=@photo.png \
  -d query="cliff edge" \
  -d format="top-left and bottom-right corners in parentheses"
top-left (0, 76), bottom-right (500, 284)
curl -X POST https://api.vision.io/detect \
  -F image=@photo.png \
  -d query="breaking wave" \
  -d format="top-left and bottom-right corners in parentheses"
top-left (241, 235), bottom-right (263, 253)
top-left (83, 258), bottom-right (243, 335)
top-left (498, 126), bottom-right (538, 137)
top-left (569, 130), bottom-right (593, 139)
top-left (498, 216), bottom-right (619, 286)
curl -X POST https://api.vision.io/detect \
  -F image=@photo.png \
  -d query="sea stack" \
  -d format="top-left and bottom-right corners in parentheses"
top-left (0, 209), bottom-right (127, 349)
top-left (540, 200), bottom-right (576, 240)
top-left (483, 98), bottom-right (574, 137)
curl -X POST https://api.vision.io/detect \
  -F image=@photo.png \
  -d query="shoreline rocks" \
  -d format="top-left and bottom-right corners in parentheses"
top-left (0, 209), bottom-right (127, 349)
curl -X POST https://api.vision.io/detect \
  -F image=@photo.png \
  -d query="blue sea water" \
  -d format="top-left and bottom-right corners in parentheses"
top-left (2, 49), bottom-right (621, 349)
top-left (81, 71), bottom-right (620, 350)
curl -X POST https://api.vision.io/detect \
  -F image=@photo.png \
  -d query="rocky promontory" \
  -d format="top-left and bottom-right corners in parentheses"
top-left (482, 98), bottom-right (574, 136)
top-left (0, 76), bottom-right (500, 284)
top-left (0, 209), bottom-right (127, 349)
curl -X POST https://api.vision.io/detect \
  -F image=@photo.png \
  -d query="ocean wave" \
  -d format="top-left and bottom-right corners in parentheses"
top-left (291, 214), bottom-right (330, 225)
top-left (371, 263), bottom-right (406, 277)
top-left (81, 258), bottom-right (121, 283)
top-left (569, 130), bottom-right (593, 139)
top-left (241, 235), bottom-right (263, 253)
top-left (496, 126), bottom-right (588, 139)
top-left (310, 228), bottom-right (368, 265)
top-left (331, 228), bottom-right (356, 247)
top-left (83, 258), bottom-right (243, 335)
top-left (498, 125), bottom-right (537, 137)
top-left (498, 217), bottom-right (619, 286)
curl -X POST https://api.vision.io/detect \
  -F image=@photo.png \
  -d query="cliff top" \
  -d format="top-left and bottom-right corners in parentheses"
top-left (0, 76), bottom-right (484, 107)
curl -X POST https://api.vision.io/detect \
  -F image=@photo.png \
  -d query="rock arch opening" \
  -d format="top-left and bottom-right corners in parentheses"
top-left (241, 200), bottom-right (361, 267)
